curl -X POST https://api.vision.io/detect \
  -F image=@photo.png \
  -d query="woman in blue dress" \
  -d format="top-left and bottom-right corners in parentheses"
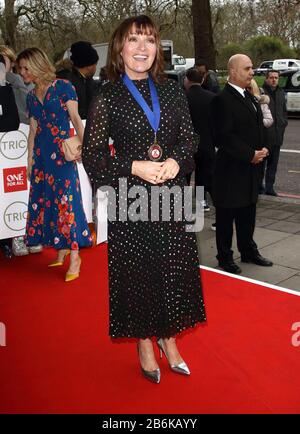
top-left (18, 48), bottom-right (92, 281)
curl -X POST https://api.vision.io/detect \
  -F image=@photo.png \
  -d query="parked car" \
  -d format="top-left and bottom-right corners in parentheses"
top-left (273, 58), bottom-right (300, 72)
top-left (165, 69), bottom-right (186, 88)
top-left (254, 60), bottom-right (273, 75)
top-left (172, 55), bottom-right (195, 71)
top-left (281, 69), bottom-right (300, 112)
top-left (172, 54), bottom-right (186, 70)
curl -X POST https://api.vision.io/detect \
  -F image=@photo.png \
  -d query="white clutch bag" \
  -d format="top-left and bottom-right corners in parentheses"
top-left (62, 135), bottom-right (82, 161)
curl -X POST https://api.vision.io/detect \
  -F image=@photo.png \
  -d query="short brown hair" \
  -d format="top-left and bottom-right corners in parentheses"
top-left (265, 69), bottom-right (279, 78)
top-left (106, 15), bottom-right (165, 83)
top-left (186, 68), bottom-right (205, 84)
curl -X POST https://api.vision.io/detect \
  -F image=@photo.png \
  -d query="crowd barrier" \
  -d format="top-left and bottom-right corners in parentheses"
top-left (0, 123), bottom-right (107, 243)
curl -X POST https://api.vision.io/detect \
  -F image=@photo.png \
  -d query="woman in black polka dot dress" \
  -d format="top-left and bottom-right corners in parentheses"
top-left (82, 15), bottom-right (206, 384)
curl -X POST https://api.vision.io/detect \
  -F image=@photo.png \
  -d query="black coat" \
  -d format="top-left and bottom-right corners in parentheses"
top-left (56, 68), bottom-right (98, 119)
top-left (186, 84), bottom-right (215, 153)
top-left (202, 71), bottom-right (220, 94)
top-left (0, 84), bottom-right (20, 132)
top-left (211, 83), bottom-right (267, 208)
top-left (262, 83), bottom-right (288, 147)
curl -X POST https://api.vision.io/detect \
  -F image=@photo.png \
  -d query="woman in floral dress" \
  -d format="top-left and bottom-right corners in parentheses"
top-left (18, 47), bottom-right (92, 281)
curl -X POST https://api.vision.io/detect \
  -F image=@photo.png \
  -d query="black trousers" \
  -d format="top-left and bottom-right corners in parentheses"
top-left (194, 148), bottom-right (215, 198)
top-left (186, 149), bottom-right (215, 200)
top-left (261, 146), bottom-right (281, 192)
top-left (215, 204), bottom-right (258, 263)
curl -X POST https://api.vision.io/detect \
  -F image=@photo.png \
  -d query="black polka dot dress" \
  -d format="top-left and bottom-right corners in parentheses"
top-left (82, 77), bottom-right (206, 339)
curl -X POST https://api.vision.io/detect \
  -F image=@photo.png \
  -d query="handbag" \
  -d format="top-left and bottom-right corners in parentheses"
top-left (61, 135), bottom-right (82, 161)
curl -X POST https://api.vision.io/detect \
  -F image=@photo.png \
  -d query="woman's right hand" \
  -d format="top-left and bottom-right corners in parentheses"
top-left (132, 161), bottom-right (164, 184)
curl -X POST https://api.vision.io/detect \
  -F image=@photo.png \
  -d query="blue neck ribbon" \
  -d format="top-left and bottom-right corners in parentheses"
top-left (122, 73), bottom-right (160, 134)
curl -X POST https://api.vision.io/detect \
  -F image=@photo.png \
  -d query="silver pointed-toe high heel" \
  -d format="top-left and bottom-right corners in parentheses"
top-left (157, 338), bottom-right (190, 376)
top-left (137, 344), bottom-right (161, 384)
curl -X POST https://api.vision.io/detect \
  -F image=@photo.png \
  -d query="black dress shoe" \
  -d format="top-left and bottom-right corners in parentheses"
top-left (241, 253), bottom-right (273, 266)
top-left (1, 244), bottom-right (12, 259)
top-left (265, 189), bottom-right (277, 196)
top-left (218, 261), bottom-right (242, 274)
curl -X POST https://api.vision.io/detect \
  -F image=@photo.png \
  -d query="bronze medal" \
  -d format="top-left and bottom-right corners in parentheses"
top-left (148, 143), bottom-right (163, 161)
top-left (148, 133), bottom-right (163, 161)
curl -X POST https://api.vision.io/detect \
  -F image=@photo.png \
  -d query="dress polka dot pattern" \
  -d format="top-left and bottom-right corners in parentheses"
top-left (82, 77), bottom-right (206, 338)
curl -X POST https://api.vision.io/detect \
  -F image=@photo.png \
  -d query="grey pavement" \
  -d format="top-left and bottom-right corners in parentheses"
top-left (196, 194), bottom-right (300, 293)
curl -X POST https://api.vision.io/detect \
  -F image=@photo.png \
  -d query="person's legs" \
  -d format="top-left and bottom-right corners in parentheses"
top-left (65, 249), bottom-right (81, 281)
top-left (137, 338), bottom-right (160, 373)
top-left (0, 238), bottom-right (12, 258)
top-left (137, 338), bottom-right (160, 383)
top-left (215, 206), bottom-right (235, 264)
top-left (195, 152), bottom-right (209, 209)
top-left (259, 158), bottom-right (266, 193)
top-left (58, 249), bottom-right (70, 262)
top-left (235, 204), bottom-right (257, 256)
top-left (195, 149), bottom-right (214, 198)
top-left (236, 204), bottom-right (273, 265)
top-left (265, 146), bottom-right (280, 194)
top-left (157, 336), bottom-right (190, 375)
top-left (194, 152), bottom-right (204, 188)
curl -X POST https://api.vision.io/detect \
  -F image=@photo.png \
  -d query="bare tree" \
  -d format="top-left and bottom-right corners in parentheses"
top-left (9, 0), bottom-right (299, 67)
top-left (0, 0), bottom-right (35, 49)
top-left (256, 0), bottom-right (300, 48)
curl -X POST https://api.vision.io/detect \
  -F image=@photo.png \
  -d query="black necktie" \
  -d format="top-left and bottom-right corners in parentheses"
top-left (244, 90), bottom-right (257, 112)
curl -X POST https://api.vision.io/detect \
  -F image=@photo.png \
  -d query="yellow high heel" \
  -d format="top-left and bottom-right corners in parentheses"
top-left (48, 250), bottom-right (70, 267)
top-left (65, 255), bottom-right (81, 282)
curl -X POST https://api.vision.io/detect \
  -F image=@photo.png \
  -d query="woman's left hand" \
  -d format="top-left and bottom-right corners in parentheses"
top-left (155, 158), bottom-right (180, 184)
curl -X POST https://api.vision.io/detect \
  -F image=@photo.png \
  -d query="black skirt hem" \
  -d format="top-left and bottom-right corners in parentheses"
top-left (109, 316), bottom-right (207, 340)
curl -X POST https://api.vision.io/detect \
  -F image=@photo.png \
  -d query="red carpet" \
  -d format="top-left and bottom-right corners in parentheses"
top-left (0, 244), bottom-right (300, 414)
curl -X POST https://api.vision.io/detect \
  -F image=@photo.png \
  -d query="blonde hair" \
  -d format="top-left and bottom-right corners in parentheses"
top-left (249, 78), bottom-right (260, 98)
top-left (16, 47), bottom-right (56, 83)
top-left (0, 45), bottom-right (17, 63)
top-left (55, 58), bottom-right (73, 73)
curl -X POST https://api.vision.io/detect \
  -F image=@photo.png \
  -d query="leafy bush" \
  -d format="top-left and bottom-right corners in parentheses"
top-left (217, 36), bottom-right (297, 70)
top-left (244, 36), bottom-right (297, 66)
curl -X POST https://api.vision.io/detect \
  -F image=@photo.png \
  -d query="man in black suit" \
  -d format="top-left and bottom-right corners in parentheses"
top-left (211, 54), bottom-right (273, 274)
top-left (184, 68), bottom-right (216, 211)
